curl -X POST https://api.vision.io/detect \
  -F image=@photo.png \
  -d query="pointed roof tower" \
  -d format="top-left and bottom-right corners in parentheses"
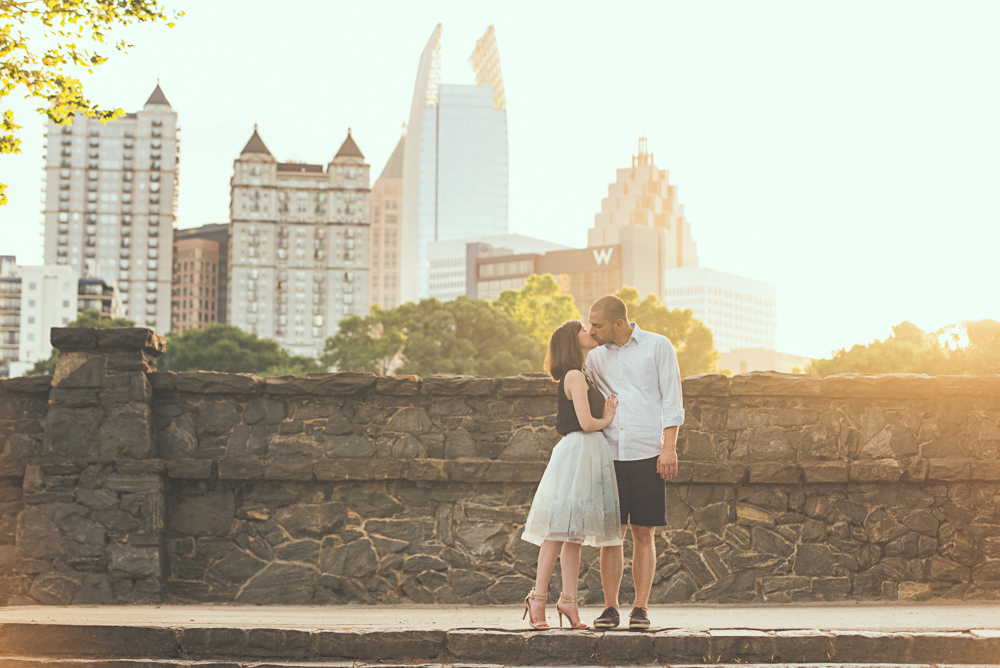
top-left (145, 82), bottom-right (171, 107)
top-left (334, 129), bottom-right (364, 159)
top-left (379, 134), bottom-right (405, 180)
top-left (241, 125), bottom-right (272, 156)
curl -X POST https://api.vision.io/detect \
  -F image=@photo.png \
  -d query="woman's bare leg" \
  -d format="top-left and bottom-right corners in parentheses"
top-left (530, 540), bottom-right (562, 625)
top-left (557, 542), bottom-right (583, 626)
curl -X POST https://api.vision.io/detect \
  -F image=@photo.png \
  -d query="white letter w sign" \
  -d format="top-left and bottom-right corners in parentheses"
top-left (592, 247), bottom-right (614, 266)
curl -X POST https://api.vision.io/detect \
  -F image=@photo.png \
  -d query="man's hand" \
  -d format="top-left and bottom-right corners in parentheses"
top-left (657, 450), bottom-right (678, 480)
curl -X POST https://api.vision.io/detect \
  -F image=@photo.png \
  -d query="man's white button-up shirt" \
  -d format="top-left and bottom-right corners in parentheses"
top-left (585, 323), bottom-right (685, 461)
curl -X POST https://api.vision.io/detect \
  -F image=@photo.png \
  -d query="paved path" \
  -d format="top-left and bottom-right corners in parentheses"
top-left (1, 602), bottom-right (997, 632)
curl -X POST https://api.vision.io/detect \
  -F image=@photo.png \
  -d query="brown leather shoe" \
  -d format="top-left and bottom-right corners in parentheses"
top-left (629, 606), bottom-right (651, 629)
top-left (593, 606), bottom-right (620, 628)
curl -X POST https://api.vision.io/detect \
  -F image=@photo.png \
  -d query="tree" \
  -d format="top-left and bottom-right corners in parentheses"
top-left (808, 319), bottom-right (1000, 376)
top-left (615, 287), bottom-right (721, 377)
top-left (1, 1), bottom-right (182, 205)
top-left (25, 307), bottom-right (134, 375)
top-left (323, 297), bottom-right (542, 377)
top-left (492, 273), bottom-right (580, 346)
top-left (159, 323), bottom-right (322, 375)
top-left (321, 308), bottom-right (403, 375)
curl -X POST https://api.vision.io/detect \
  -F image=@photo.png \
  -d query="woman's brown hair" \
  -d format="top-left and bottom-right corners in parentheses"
top-left (544, 319), bottom-right (585, 381)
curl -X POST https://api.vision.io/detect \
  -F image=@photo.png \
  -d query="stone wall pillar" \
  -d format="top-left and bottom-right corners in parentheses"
top-left (12, 328), bottom-right (167, 604)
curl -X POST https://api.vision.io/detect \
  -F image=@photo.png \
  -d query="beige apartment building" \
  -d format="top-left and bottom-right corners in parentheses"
top-left (227, 127), bottom-right (370, 360)
top-left (369, 133), bottom-right (404, 310)
top-left (588, 137), bottom-right (699, 270)
top-left (41, 84), bottom-right (178, 333)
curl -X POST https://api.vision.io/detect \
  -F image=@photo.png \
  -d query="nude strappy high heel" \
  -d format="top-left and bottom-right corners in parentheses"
top-left (556, 592), bottom-right (588, 628)
top-left (523, 587), bottom-right (549, 629)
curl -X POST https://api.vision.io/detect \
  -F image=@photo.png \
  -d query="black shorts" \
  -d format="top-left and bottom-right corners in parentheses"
top-left (614, 455), bottom-right (667, 527)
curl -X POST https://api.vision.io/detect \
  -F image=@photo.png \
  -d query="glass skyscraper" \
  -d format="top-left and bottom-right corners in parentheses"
top-left (400, 25), bottom-right (509, 302)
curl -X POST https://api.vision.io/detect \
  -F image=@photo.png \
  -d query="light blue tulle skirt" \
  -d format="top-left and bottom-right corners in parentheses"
top-left (521, 430), bottom-right (623, 547)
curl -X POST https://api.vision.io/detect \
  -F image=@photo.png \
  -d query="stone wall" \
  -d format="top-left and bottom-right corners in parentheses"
top-left (0, 328), bottom-right (998, 605)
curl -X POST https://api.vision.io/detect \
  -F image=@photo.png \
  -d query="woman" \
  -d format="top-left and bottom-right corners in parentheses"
top-left (521, 320), bottom-right (621, 629)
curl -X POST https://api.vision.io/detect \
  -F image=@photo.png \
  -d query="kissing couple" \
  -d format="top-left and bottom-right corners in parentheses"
top-left (520, 294), bottom-right (685, 630)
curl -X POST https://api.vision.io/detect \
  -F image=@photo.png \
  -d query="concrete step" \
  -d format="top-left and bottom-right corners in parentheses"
top-left (1, 625), bottom-right (999, 665)
top-left (2, 663), bottom-right (1000, 668)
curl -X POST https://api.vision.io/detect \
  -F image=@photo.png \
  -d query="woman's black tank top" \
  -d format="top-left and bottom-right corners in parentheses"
top-left (556, 371), bottom-right (606, 436)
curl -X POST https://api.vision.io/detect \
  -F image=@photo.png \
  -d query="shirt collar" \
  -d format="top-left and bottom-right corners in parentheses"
top-left (607, 322), bottom-right (642, 350)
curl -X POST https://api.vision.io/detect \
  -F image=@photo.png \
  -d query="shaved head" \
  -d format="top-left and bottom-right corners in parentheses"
top-left (590, 295), bottom-right (627, 325)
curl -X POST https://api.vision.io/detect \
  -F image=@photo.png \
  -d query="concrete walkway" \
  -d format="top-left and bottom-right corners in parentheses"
top-left (1, 602), bottom-right (998, 632)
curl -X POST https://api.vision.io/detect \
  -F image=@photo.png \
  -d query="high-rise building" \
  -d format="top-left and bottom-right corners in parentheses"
top-left (171, 237), bottom-right (220, 333)
top-left (0, 257), bottom-right (120, 377)
top-left (370, 133), bottom-right (404, 310)
top-left (174, 223), bottom-right (230, 324)
top-left (588, 137), bottom-right (698, 270)
top-left (401, 24), bottom-right (509, 303)
top-left (41, 84), bottom-right (178, 333)
top-left (661, 267), bottom-right (776, 353)
top-left (227, 127), bottom-right (370, 359)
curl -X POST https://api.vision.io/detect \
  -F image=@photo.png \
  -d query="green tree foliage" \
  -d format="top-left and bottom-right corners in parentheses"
top-left (321, 307), bottom-right (404, 375)
top-left (1, 1), bottom-right (182, 205)
top-left (492, 274), bottom-right (580, 346)
top-left (324, 296), bottom-right (541, 377)
top-left (614, 287), bottom-right (721, 377)
top-left (25, 307), bottom-right (134, 375)
top-left (159, 323), bottom-right (322, 375)
top-left (808, 320), bottom-right (1000, 376)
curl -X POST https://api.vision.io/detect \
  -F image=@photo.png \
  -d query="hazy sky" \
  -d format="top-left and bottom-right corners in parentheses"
top-left (1, 1), bottom-right (998, 359)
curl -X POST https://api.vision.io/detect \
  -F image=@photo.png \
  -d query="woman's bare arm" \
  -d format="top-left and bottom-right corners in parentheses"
top-left (564, 370), bottom-right (616, 432)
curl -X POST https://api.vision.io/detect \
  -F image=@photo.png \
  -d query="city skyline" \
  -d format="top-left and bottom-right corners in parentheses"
top-left (1, 2), bottom-right (998, 358)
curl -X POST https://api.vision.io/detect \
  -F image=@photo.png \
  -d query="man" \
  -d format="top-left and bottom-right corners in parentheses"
top-left (586, 295), bottom-right (683, 630)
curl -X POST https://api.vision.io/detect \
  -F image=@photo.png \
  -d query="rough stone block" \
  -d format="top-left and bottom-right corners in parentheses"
top-left (773, 629), bottom-right (833, 662)
top-left (316, 629), bottom-right (445, 660)
top-left (376, 375), bottom-right (420, 395)
top-left (938, 374), bottom-right (1000, 396)
top-left (486, 461), bottom-right (544, 483)
top-left (264, 459), bottom-right (314, 481)
top-left (0, 623), bottom-right (178, 657)
top-left (654, 629), bottom-right (711, 663)
top-left (166, 458), bottom-right (213, 479)
top-left (173, 371), bottom-right (262, 394)
top-left (50, 327), bottom-right (98, 351)
top-left (600, 631), bottom-right (655, 663)
top-left (929, 457), bottom-right (972, 481)
top-left (799, 461), bottom-right (848, 482)
top-left (682, 373), bottom-right (730, 396)
top-left (832, 631), bottom-right (912, 663)
top-left (849, 459), bottom-right (904, 482)
top-left (447, 629), bottom-right (526, 663)
top-left (523, 629), bottom-right (599, 664)
top-left (265, 373), bottom-right (376, 396)
top-left (314, 459), bottom-right (404, 481)
top-left (690, 462), bottom-right (747, 484)
top-left (1, 375), bottom-right (52, 394)
top-left (749, 461), bottom-right (799, 484)
top-left (422, 375), bottom-right (495, 396)
top-left (708, 629), bottom-right (774, 662)
top-left (177, 627), bottom-right (314, 659)
top-left (218, 456), bottom-right (264, 479)
top-left (973, 460), bottom-right (1000, 481)
top-left (96, 327), bottom-right (165, 353)
top-left (103, 473), bottom-right (164, 493)
top-left (824, 372), bottom-right (937, 398)
top-left (109, 545), bottom-right (160, 578)
top-left (499, 373), bottom-right (557, 397)
top-left (731, 370), bottom-right (822, 396)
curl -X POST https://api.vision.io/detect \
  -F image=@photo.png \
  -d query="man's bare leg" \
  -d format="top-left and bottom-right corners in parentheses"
top-left (630, 525), bottom-right (656, 609)
top-left (600, 525), bottom-right (628, 610)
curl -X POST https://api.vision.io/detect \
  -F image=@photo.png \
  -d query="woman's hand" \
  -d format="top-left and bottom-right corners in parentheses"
top-left (603, 395), bottom-right (618, 421)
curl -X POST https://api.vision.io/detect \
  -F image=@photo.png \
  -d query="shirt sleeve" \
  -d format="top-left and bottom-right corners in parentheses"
top-left (657, 338), bottom-right (685, 428)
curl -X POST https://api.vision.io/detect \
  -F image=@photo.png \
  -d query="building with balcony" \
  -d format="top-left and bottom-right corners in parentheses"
top-left (41, 84), bottom-right (178, 334)
top-left (0, 257), bottom-right (120, 377)
top-left (401, 25), bottom-right (509, 303)
top-left (227, 127), bottom-right (370, 359)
